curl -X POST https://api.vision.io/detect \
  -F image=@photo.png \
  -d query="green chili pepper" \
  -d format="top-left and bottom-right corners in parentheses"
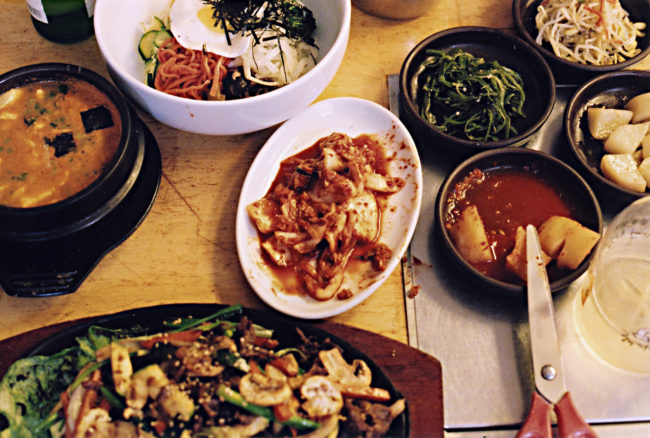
top-left (216, 384), bottom-right (320, 431)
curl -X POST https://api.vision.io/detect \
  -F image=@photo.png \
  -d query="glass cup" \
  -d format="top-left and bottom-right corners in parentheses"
top-left (574, 196), bottom-right (650, 374)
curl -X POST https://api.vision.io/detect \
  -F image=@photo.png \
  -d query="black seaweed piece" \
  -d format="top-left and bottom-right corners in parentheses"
top-left (80, 105), bottom-right (114, 133)
top-left (44, 132), bottom-right (76, 157)
top-left (222, 69), bottom-right (273, 100)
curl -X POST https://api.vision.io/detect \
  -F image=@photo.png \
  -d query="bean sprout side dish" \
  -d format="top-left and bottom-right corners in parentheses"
top-left (535, 0), bottom-right (646, 65)
top-left (0, 305), bottom-right (405, 437)
top-left (138, 0), bottom-right (318, 101)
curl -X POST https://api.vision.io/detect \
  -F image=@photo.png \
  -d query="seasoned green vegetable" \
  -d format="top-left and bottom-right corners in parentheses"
top-left (410, 48), bottom-right (526, 142)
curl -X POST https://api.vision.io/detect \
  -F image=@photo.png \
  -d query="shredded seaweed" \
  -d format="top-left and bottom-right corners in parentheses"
top-left (410, 48), bottom-right (526, 142)
top-left (202, 0), bottom-right (316, 47)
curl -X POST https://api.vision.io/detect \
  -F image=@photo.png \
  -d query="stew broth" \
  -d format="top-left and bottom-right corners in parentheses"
top-left (445, 167), bottom-right (576, 284)
top-left (0, 78), bottom-right (122, 208)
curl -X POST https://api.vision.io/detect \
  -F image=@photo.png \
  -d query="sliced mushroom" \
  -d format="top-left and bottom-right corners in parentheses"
top-left (300, 375), bottom-right (343, 418)
top-left (318, 348), bottom-right (372, 387)
top-left (239, 370), bottom-right (292, 407)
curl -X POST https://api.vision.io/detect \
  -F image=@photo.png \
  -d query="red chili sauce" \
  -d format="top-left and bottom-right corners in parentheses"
top-left (445, 167), bottom-right (575, 284)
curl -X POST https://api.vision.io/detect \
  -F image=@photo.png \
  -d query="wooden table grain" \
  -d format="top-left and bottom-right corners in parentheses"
top-left (1, 0), bottom-right (649, 375)
top-left (0, 0), bottom-right (650, 343)
top-left (1, 1), bottom-right (649, 436)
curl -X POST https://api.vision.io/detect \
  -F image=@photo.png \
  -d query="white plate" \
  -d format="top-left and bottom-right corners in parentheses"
top-left (235, 97), bottom-right (422, 319)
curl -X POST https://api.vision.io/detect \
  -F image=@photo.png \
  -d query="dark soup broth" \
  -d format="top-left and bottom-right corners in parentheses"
top-left (0, 78), bottom-right (122, 208)
top-left (445, 167), bottom-right (575, 284)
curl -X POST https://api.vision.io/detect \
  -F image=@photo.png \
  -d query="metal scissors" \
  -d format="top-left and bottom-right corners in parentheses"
top-left (516, 225), bottom-right (598, 438)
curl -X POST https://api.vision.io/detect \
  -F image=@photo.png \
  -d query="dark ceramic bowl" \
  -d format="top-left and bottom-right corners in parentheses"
top-left (399, 26), bottom-right (555, 158)
top-left (435, 148), bottom-right (603, 297)
top-left (0, 63), bottom-right (143, 241)
top-left (513, 0), bottom-right (650, 86)
top-left (564, 70), bottom-right (650, 210)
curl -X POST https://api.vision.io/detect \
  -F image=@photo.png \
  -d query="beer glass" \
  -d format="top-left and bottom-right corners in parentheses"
top-left (575, 196), bottom-right (650, 374)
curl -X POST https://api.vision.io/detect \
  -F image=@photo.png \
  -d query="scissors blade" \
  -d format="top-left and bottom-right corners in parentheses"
top-left (525, 225), bottom-right (567, 405)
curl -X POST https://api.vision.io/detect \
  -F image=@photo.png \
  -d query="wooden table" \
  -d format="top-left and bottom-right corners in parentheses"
top-left (2, 0), bottom-right (649, 344)
top-left (1, 0), bottom-right (649, 435)
top-left (0, 0), bottom-right (461, 343)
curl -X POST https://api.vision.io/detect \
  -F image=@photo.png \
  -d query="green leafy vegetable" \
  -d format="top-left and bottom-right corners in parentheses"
top-left (0, 324), bottom-right (144, 438)
top-left (410, 48), bottom-right (526, 142)
top-left (0, 347), bottom-right (88, 438)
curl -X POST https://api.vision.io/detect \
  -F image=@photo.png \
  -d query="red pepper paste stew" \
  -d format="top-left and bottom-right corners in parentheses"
top-left (444, 167), bottom-right (576, 284)
top-left (0, 78), bottom-right (122, 208)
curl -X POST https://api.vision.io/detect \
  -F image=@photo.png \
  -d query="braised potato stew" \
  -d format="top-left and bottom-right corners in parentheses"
top-left (0, 78), bottom-right (122, 208)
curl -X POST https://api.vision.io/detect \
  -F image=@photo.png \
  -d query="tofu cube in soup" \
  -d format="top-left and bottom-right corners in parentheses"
top-left (448, 204), bottom-right (493, 264)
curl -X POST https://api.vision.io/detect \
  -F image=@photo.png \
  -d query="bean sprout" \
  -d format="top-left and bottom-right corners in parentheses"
top-left (535, 0), bottom-right (646, 65)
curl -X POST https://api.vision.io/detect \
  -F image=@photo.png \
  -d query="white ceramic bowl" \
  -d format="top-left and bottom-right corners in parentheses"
top-left (236, 97), bottom-right (422, 319)
top-left (93, 0), bottom-right (351, 135)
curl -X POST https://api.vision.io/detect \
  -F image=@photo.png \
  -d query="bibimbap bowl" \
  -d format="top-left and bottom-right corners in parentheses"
top-left (0, 63), bottom-right (143, 241)
top-left (93, 0), bottom-right (351, 135)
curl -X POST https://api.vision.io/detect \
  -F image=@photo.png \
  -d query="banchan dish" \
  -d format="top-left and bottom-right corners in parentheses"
top-left (435, 148), bottom-right (603, 297)
top-left (513, 0), bottom-right (650, 85)
top-left (0, 64), bottom-right (161, 297)
top-left (564, 70), bottom-right (650, 210)
top-left (399, 26), bottom-right (555, 157)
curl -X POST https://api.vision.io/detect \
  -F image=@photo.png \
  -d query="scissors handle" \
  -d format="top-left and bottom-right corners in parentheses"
top-left (554, 392), bottom-right (599, 438)
top-left (516, 392), bottom-right (552, 438)
top-left (516, 392), bottom-right (599, 438)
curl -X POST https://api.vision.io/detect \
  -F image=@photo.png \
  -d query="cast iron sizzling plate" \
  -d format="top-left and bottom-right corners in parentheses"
top-left (18, 303), bottom-right (409, 437)
top-left (0, 118), bottom-right (162, 297)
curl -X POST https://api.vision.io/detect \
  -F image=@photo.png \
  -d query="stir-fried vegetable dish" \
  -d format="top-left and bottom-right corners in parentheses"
top-left (409, 48), bottom-right (526, 142)
top-left (0, 305), bottom-right (405, 437)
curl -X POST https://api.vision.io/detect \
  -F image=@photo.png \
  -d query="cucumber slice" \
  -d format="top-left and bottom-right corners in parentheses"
top-left (138, 30), bottom-right (159, 60)
top-left (150, 16), bottom-right (166, 31)
top-left (139, 29), bottom-right (172, 60)
top-left (144, 57), bottom-right (157, 87)
top-left (153, 30), bottom-right (173, 49)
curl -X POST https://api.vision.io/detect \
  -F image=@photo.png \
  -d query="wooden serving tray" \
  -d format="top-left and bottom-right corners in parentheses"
top-left (0, 314), bottom-right (443, 437)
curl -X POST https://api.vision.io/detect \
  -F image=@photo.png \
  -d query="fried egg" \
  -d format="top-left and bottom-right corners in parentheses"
top-left (169, 0), bottom-right (251, 58)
